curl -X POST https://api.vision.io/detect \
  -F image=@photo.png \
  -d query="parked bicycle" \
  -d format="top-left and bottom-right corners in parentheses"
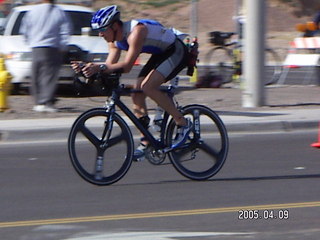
top-left (204, 31), bottom-right (283, 86)
top-left (68, 73), bottom-right (229, 185)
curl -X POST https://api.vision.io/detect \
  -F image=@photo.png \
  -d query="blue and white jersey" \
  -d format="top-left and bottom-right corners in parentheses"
top-left (115, 19), bottom-right (176, 54)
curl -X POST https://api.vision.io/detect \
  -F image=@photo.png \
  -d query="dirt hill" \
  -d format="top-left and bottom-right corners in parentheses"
top-left (94, 0), bottom-right (318, 61)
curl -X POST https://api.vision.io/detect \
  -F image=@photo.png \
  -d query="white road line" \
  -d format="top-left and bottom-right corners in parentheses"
top-left (65, 231), bottom-right (255, 240)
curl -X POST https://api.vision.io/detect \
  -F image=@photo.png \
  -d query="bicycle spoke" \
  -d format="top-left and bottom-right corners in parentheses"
top-left (79, 124), bottom-right (101, 147)
top-left (94, 155), bottom-right (104, 180)
top-left (172, 146), bottom-right (193, 160)
top-left (105, 132), bottom-right (127, 148)
top-left (197, 141), bottom-right (220, 160)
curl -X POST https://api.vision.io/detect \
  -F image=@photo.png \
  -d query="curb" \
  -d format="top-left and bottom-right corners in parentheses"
top-left (225, 120), bottom-right (318, 133)
top-left (0, 120), bottom-right (318, 143)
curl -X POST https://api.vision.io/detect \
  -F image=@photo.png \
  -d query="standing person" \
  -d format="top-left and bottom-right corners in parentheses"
top-left (20, 0), bottom-right (72, 112)
top-left (312, 4), bottom-right (320, 35)
top-left (72, 5), bottom-right (192, 160)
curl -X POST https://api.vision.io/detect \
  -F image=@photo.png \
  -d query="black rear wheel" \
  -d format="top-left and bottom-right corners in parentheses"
top-left (166, 105), bottom-right (229, 180)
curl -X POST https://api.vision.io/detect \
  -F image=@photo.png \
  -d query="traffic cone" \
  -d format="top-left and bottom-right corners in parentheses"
top-left (311, 122), bottom-right (320, 148)
top-left (189, 67), bottom-right (198, 83)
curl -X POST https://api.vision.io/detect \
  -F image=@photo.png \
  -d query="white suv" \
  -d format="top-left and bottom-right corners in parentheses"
top-left (0, 4), bottom-right (108, 90)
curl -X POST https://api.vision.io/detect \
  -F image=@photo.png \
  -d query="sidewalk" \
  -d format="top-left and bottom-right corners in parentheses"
top-left (0, 81), bottom-right (319, 142)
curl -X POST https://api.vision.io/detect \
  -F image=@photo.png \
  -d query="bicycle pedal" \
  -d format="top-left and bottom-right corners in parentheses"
top-left (133, 156), bottom-right (145, 162)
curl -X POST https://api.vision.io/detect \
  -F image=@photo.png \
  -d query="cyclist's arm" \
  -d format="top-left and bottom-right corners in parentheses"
top-left (81, 24), bottom-right (147, 77)
top-left (105, 24), bottom-right (147, 74)
top-left (106, 42), bottom-right (121, 65)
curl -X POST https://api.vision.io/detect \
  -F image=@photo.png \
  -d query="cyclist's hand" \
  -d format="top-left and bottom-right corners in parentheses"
top-left (82, 63), bottom-right (99, 78)
top-left (71, 61), bottom-right (85, 74)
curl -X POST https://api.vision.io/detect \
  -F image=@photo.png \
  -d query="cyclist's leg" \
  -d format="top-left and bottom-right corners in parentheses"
top-left (141, 71), bottom-right (192, 148)
top-left (131, 76), bottom-right (148, 118)
top-left (136, 38), bottom-right (192, 148)
top-left (131, 77), bottom-right (150, 161)
top-left (133, 42), bottom-right (186, 128)
top-left (141, 70), bottom-right (186, 126)
top-left (143, 38), bottom-right (188, 126)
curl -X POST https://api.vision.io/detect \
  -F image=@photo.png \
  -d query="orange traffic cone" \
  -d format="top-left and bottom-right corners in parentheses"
top-left (311, 122), bottom-right (320, 148)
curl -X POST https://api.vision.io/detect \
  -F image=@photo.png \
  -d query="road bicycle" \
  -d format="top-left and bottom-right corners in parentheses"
top-left (68, 73), bottom-right (229, 185)
top-left (204, 31), bottom-right (283, 86)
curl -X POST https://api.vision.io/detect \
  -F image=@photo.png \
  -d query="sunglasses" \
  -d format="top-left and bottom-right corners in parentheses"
top-left (98, 23), bottom-right (114, 33)
top-left (98, 27), bottom-right (108, 33)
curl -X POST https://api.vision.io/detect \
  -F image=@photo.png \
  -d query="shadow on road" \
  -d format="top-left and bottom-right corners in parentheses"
top-left (110, 173), bottom-right (320, 187)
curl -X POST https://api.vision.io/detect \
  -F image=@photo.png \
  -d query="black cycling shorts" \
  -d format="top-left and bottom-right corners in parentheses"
top-left (138, 38), bottom-right (188, 81)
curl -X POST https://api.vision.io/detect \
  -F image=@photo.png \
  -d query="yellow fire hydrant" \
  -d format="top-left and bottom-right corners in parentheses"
top-left (0, 58), bottom-right (12, 112)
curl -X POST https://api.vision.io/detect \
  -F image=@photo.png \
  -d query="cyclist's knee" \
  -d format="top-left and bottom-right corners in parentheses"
top-left (141, 83), bottom-right (150, 95)
top-left (131, 91), bottom-right (145, 105)
top-left (141, 81), bottom-right (158, 96)
top-left (141, 73), bottom-right (164, 95)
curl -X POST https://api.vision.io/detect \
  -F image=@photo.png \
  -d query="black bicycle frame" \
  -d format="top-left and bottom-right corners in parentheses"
top-left (107, 87), bottom-right (172, 150)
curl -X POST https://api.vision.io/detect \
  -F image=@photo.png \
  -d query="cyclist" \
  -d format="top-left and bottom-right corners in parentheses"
top-left (71, 5), bottom-right (192, 160)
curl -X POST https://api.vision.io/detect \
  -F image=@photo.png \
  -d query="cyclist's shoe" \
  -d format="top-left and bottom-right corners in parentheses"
top-left (171, 118), bottom-right (192, 149)
top-left (133, 143), bottom-right (147, 162)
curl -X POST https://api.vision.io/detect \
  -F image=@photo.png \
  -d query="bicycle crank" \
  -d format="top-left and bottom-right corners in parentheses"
top-left (145, 147), bottom-right (166, 165)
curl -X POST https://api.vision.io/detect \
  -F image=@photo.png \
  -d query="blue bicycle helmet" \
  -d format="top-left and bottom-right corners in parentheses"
top-left (91, 5), bottom-right (120, 30)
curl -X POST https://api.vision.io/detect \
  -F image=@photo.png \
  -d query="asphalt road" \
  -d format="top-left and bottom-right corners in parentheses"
top-left (1, 130), bottom-right (320, 239)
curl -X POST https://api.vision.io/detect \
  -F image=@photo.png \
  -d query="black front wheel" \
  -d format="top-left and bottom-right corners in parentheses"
top-left (68, 108), bottom-right (134, 185)
top-left (166, 104), bottom-right (229, 180)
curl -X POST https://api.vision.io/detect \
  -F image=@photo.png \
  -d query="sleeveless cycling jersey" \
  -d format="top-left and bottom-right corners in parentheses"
top-left (115, 19), bottom-right (176, 54)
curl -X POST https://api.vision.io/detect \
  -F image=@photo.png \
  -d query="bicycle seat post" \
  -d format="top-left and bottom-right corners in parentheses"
top-left (169, 76), bottom-right (179, 89)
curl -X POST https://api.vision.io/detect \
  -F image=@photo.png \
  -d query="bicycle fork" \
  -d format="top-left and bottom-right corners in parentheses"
top-left (94, 105), bottom-right (115, 180)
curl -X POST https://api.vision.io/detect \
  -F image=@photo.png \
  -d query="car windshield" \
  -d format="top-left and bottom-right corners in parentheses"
top-left (11, 10), bottom-right (93, 35)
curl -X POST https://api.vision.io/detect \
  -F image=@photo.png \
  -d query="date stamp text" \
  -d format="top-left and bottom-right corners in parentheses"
top-left (238, 209), bottom-right (289, 220)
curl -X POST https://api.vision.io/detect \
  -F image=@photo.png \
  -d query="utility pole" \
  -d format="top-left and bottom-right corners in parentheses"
top-left (190, 0), bottom-right (198, 38)
top-left (242, 0), bottom-right (266, 107)
top-left (234, 0), bottom-right (242, 35)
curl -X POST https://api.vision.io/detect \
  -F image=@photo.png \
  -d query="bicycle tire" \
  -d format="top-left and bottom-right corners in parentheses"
top-left (264, 48), bottom-right (283, 85)
top-left (166, 104), bottom-right (229, 180)
top-left (205, 46), bottom-right (234, 84)
top-left (68, 108), bottom-right (134, 186)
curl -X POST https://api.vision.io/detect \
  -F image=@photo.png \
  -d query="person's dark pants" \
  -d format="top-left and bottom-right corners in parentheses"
top-left (31, 47), bottom-right (62, 105)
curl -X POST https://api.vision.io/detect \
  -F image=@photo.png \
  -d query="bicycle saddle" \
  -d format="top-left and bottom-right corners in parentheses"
top-left (210, 31), bottom-right (235, 39)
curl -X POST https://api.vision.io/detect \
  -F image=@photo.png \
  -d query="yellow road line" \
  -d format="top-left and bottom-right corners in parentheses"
top-left (1, 201), bottom-right (319, 228)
